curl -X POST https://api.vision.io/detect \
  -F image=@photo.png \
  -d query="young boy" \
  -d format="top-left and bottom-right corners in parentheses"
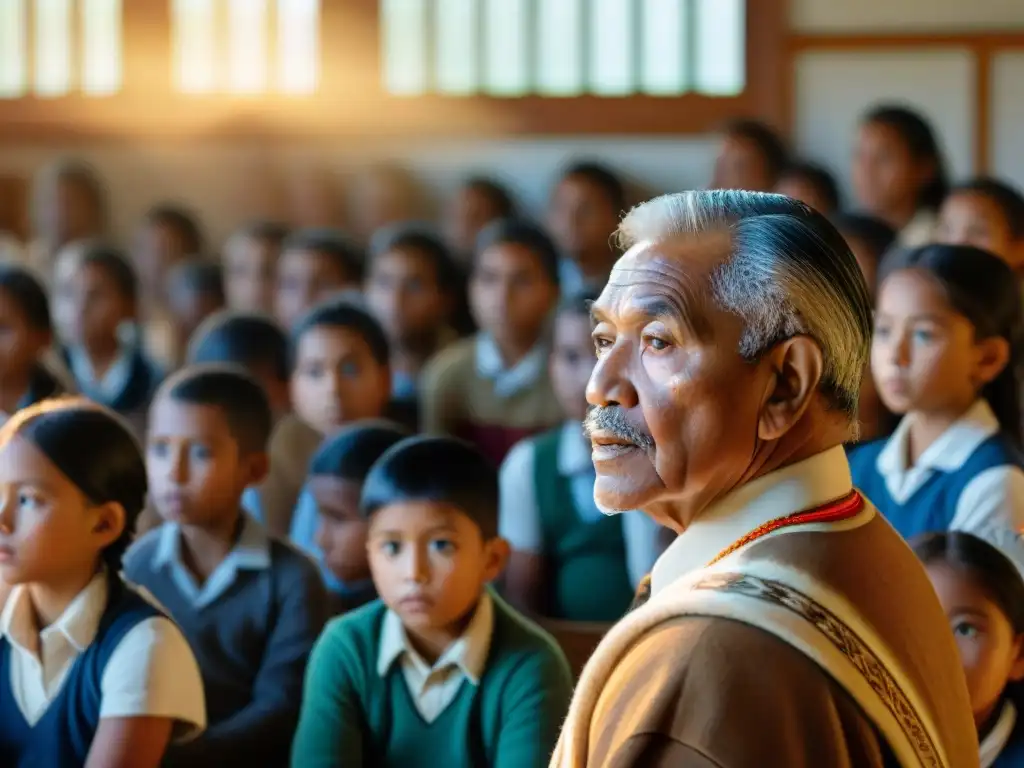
top-left (775, 160), bottom-right (841, 216)
top-left (168, 259), bottom-right (225, 365)
top-left (223, 219), bottom-right (289, 314)
top-left (308, 421), bottom-right (410, 615)
top-left (499, 294), bottom-right (663, 622)
top-left (420, 219), bottom-right (563, 466)
top-left (444, 176), bottom-right (516, 266)
top-left (275, 228), bottom-right (363, 329)
top-left (936, 177), bottom-right (1024, 272)
top-left (546, 162), bottom-right (624, 296)
top-left (124, 365), bottom-right (328, 768)
top-left (710, 118), bottom-right (789, 193)
top-left (27, 158), bottom-right (108, 275)
top-left (291, 435), bottom-right (573, 768)
top-left (364, 225), bottom-right (458, 429)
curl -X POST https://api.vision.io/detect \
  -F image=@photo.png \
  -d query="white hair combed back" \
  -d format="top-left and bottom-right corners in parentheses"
top-left (617, 190), bottom-right (872, 420)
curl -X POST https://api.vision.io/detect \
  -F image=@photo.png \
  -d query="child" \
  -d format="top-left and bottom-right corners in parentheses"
top-left (27, 158), bottom-right (108, 277)
top-left (275, 228), bottom-right (363, 329)
top-left (851, 104), bottom-right (949, 247)
top-left (936, 177), bottom-right (1024, 273)
top-left (420, 219), bottom-right (563, 465)
top-left (0, 398), bottom-right (205, 766)
top-left (365, 225), bottom-right (458, 429)
top-left (124, 366), bottom-right (328, 768)
top-left (848, 244), bottom-right (1024, 570)
top-left (710, 118), bottom-right (789, 193)
top-left (547, 162), bottom-right (625, 296)
top-left (59, 243), bottom-right (163, 439)
top-left (499, 294), bottom-right (662, 621)
top-left (168, 260), bottom-right (225, 366)
top-left (444, 176), bottom-right (516, 266)
top-left (308, 421), bottom-right (410, 615)
top-left (775, 160), bottom-right (840, 216)
top-left (223, 220), bottom-right (289, 313)
top-left (0, 265), bottom-right (67, 419)
top-left (913, 532), bottom-right (1024, 766)
top-left (291, 435), bottom-right (573, 768)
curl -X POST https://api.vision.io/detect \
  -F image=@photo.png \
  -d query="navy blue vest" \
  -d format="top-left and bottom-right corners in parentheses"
top-left (992, 707), bottom-right (1024, 767)
top-left (848, 433), bottom-right (1024, 541)
top-left (59, 345), bottom-right (161, 414)
top-left (0, 583), bottom-right (162, 768)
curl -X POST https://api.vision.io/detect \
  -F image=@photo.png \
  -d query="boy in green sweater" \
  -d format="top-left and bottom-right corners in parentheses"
top-left (291, 436), bottom-right (573, 768)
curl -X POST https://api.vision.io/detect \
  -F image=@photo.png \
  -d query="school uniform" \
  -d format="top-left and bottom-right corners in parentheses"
top-left (499, 422), bottom-right (663, 621)
top-left (123, 514), bottom-right (328, 768)
top-left (848, 400), bottom-right (1024, 571)
top-left (0, 572), bottom-right (205, 768)
top-left (290, 589), bottom-right (573, 768)
top-left (419, 334), bottom-right (563, 466)
top-left (984, 700), bottom-right (1024, 767)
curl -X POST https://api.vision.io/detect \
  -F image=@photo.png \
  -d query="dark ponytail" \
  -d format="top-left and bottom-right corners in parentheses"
top-left (881, 243), bottom-right (1023, 443)
top-left (863, 105), bottom-right (949, 211)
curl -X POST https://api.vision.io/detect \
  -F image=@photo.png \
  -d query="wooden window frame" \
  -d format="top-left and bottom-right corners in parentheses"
top-left (0, 0), bottom-right (787, 142)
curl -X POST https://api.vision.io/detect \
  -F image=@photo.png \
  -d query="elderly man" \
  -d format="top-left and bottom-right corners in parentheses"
top-left (551, 191), bottom-right (978, 768)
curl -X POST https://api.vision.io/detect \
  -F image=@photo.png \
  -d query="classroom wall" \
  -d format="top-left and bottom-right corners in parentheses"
top-left (0, 0), bottom-right (1021, 247)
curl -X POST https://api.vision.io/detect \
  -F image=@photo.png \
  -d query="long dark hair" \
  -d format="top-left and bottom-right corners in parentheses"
top-left (1, 399), bottom-right (147, 584)
top-left (863, 105), bottom-right (949, 211)
top-left (880, 243), bottom-right (1023, 443)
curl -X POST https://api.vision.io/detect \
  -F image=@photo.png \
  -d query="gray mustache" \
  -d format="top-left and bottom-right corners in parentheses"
top-left (583, 406), bottom-right (654, 450)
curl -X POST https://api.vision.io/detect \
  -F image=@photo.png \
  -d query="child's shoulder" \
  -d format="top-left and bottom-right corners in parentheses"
top-left (315, 599), bottom-right (389, 661)
top-left (421, 337), bottom-right (477, 386)
top-left (123, 525), bottom-right (165, 574)
top-left (266, 533), bottom-right (328, 584)
top-left (486, 592), bottom-right (571, 677)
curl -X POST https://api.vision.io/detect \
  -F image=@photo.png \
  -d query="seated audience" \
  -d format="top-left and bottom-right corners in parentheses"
top-left (936, 177), bottom-right (1024, 273)
top-left (291, 435), bottom-right (573, 768)
top-left (125, 366), bottom-right (327, 768)
top-left (710, 118), bottom-right (789, 192)
top-left (167, 259), bottom-right (225, 365)
top-left (308, 421), bottom-right (411, 614)
top-left (775, 160), bottom-right (841, 215)
top-left (223, 219), bottom-right (289, 314)
top-left (547, 161), bottom-right (625, 296)
top-left (420, 219), bottom-right (563, 465)
top-left (848, 244), bottom-right (1024, 570)
top-left (914, 532), bottom-right (1024, 766)
top-left (350, 163), bottom-right (424, 246)
top-left (444, 176), bottom-right (516, 267)
top-left (0, 399), bottom-right (205, 766)
top-left (500, 293), bottom-right (662, 621)
top-left (275, 228), bottom-right (363, 329)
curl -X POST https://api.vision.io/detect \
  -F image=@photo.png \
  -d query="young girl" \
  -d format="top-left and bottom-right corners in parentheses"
top-left (0, 398), bottom-right (205, 766)
top-left (936, 177), bottom-right (1024, 273)
top-left (0, 265), bottom-right (67, 421)
top-left (852, 105), bottom-right (949, 247)
top-left (848, 244), bottom-right (1024, 570)
top-left (914, 532), bottom-right (1024, 767)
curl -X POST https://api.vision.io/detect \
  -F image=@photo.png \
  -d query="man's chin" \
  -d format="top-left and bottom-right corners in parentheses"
top-left (593, 476), bottom-right (654, 516)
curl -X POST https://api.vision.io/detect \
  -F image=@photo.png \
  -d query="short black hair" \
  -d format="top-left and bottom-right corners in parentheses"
top-left (561, 161), bottom-right (627, 212)
top-left (187, 310), bottom-right (290, 383)
top-left (369, 224), bottom-right (460, 293)
top-left (282, 227), bottom-right (364, 283)
top-left (234, 219), bottom-right (290, 246)
top-left (80, 243), bottom-right (138, 303)
top-left (309, 420), bottom-right (411, 481)
top-left (831, 213), bottom-right (898, 264)
top-left (474, 218), bottom-right (561, 287)
top-left (948, 177), bottom-right (1024, 241)
top-left (145, 204), bottom-right (204, 256)
top-left (170, 259), bottom-right (225, 303)
top-left (360, 435), bottom-right (499, 538)
top-left (464, 176), bottom-right (516, 218)
top-left (158, 364), bottom-right (273, 454)
top-left (722, 119), bottom-right (790, 186)
top-left (779, 161), bottom-right (841, 213)
top-left (291, 297), bottom-right (390, 369)
top-left (0, 264), bottom-right (52, 333)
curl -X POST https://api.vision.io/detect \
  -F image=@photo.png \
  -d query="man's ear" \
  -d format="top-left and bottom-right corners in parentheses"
top-left (757, 336), bottom-right (825, 442)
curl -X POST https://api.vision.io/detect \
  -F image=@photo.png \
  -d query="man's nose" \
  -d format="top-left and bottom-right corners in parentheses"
top-left (586, 342), bottom-right (639, 409)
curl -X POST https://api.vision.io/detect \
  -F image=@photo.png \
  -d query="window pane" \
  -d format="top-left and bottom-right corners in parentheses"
top-left (589, 0), bottom-right (633, 95)
top-left (382, 0), bottom-right (428, 95)
top-left (536, 0), bottom-right (583, 96)
top-left (641, 0), bottom-right (688, 95)
top-left (36, 0), bottom-right (72, 96)
top-left (227, 0), bottom-right (267, 93)
top-left (693, 0), bottom-right (744, 96)
top-left (173, 0), bottom-right (218, 93)
top-left (435, 0), bottom-right (478, 95)
top-left (277, 0), bottom-right (318, 94)
top-left (0, 0), bottom-right (27, 98)
top-left (483, 0), bottom-right (528, 96)
top-left (81, 0), bottom-right (122, 95)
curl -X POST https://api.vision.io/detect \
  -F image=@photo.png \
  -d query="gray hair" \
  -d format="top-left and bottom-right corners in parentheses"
top-left (616, 190), bottom-right (872, 422)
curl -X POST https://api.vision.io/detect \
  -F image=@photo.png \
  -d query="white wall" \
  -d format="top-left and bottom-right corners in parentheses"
top-left (791, 0), bottom-right (1024, 32)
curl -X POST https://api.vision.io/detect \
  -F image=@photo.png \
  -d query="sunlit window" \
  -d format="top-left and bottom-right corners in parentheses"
top-left (0, 0), bottom-right (122, 99)
top-left (172, 0), bottom-right (319, 95)
top-left (381, 0), bottom-right (746, 98)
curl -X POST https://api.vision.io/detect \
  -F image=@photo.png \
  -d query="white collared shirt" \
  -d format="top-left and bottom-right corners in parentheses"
top-left (876, 400), bottom-right (1024, 570)
top-left (153, 513), bottom-right (272, 609)
top-left (474, 333), bottom-right (549, 399)
top-left (651, 445), bottom-right (854, 596)
top-left (498, 422), bottom-right (662, 588)
top-left (0, 572), bottom-right (205, 734)
top-left (377, 591), bottom-right (494, 723)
